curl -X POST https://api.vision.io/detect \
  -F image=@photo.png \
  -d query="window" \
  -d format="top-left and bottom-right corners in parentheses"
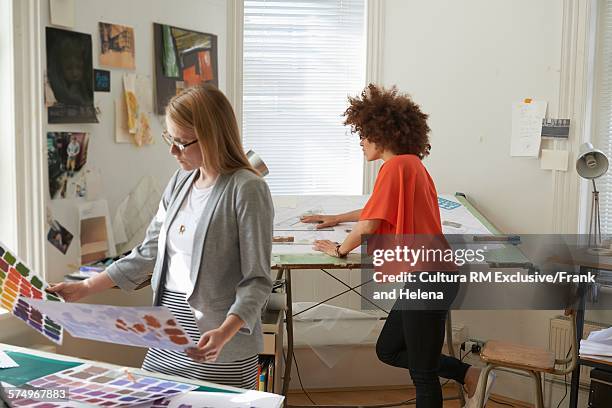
top-left (242, 0), bottom-right (367, 195)
top-left (593, 0), bottom-right (612, 233)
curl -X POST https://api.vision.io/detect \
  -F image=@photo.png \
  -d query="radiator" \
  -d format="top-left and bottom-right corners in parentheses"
top-left (549, 316), bottom-right (606, 386)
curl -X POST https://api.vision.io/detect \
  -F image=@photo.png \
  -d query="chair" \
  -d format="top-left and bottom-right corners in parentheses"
top-left (476, 310), bottom-right (578, 408)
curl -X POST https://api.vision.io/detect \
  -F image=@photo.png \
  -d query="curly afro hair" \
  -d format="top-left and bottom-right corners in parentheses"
top-left (343, 84), bottom-right (431, 159)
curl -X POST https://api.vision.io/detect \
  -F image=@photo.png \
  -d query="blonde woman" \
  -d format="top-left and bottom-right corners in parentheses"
top-left (48, 84), bottom-right (274, 389)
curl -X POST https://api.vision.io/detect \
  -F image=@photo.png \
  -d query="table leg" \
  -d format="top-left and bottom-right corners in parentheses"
top-left (281, 268), bottom-right (294, 398)
top-left (569, 273), bottom-right (587, 408)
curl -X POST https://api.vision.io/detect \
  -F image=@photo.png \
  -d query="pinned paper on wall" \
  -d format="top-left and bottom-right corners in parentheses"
top-left (540, 149), bottom-right (569, 171)
top-left (123, 74), bottom-right (154, 146)
top-left (47, 132), bottom-right (90, 200)
top-left (49, 0), bottom-right (75, 28)
top-left (46, 27), bottom-right (97, 123)
top-left (79, 200), bottom-right (116, 264)
top-left (112, 176), bottom-right (162, 253)
top-left (47, 219), bottom-right (74, 255)
top-left (22, 299), bottom-right (196, 351)
top-left (99, 22), bottom-right (136, 70)
top-left (114, 98), bottom-right (132, 144)
top-left (510, 99), bottom-right (547, 157)
top-left (0, 240), bottom-right (64, 344)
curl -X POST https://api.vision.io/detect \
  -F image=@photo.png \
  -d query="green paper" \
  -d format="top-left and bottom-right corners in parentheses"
top-left (0, 352), bottom-right (81, 386)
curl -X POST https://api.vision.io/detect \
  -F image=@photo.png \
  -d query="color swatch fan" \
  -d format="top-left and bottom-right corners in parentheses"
top-left (0, 240), bottom-right (64, 344)
top-left (22, 299), bottom-right (196, 351)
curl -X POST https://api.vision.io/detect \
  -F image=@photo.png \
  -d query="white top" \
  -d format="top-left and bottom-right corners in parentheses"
top-left (165, 180), bottom-right (215, 293)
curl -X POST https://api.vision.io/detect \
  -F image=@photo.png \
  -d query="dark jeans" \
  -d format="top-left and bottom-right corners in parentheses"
top-left (375, 279), bottom-right (470, 407)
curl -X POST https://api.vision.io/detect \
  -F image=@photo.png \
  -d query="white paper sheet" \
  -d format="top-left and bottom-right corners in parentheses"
top-left (0, 351), bottom-right (18, 369)
top-left (540, 149), bottom-right (569, 171)
top-left (49, 0), bottom-right (75, 28)
top-left (151, 390), bottom-right (284, 408)
top-left (23, 299), bottom-right (196, 351)
top-left (511, 100), bottom-right (547, 157)
top-left (112, 176), bottom-right (162, 252)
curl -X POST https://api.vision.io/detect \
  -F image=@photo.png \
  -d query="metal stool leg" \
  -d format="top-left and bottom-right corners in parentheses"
top-left (528, 371), bottom-right (544, 408)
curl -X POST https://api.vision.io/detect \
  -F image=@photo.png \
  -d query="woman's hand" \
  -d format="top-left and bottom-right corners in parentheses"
top-left (313, 240), bottom-right (342, 257)
top-left (46, 280), bottom-right (91, 302)
top-left (185, 314), bottom-right (245, 363)
top-left (300, 214), bottom-right (339, 229)
top-left (186, 328), bottom-right (232, 363)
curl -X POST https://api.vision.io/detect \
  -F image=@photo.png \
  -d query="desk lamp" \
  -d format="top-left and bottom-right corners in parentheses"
top-left (576, 142), bottom-right (609, 247)
top-left (246, 150), bottom-right (269, 177)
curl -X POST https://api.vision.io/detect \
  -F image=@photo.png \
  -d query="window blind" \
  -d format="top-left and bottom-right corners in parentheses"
top-left (594, 0), bottom-right (612, 233)
top-left (242, 0), bottom-right (367, 195)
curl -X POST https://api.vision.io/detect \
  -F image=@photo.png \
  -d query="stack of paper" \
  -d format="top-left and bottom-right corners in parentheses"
top-left (580, 326), bottom-right (612, 363)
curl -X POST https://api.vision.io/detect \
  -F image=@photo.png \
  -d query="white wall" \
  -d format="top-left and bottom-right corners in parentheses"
top-left (382, 0), bottom-right (562, 234)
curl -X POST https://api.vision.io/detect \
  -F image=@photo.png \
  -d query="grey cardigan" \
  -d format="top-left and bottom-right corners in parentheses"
top-left (106, 168), bottom-right (274, 362)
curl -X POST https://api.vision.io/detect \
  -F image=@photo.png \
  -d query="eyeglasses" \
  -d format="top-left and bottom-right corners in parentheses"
top-left (161, 130), bottom-right (198, 152)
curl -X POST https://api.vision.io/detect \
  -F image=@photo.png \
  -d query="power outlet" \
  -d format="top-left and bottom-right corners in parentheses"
top-left (460, 339), bottom-right (486, 355)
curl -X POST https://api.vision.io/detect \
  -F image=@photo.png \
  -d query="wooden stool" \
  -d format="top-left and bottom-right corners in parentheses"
top-left (476, 310), bottom-right (578, 408)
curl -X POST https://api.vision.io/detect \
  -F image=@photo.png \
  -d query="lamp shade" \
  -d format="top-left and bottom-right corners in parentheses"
top-left (576, 142), bottom-right (609, 179)
top-left (246, 150), bottom-right (269, 177)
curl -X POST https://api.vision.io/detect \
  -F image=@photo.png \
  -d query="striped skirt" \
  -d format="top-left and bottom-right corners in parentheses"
top-left (141, 289), bottom-right (258, 389)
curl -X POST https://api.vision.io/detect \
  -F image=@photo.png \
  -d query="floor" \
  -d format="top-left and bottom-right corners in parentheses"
top-left (287, 386), bottom-right (531, 407)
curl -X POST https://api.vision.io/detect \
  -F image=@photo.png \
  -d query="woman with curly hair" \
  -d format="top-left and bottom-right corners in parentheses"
top-left (302, 84), bottom-right (493, 407)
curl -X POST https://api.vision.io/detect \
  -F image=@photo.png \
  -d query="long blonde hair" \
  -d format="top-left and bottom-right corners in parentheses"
top-left (165, 84), bottom-right (257, 175)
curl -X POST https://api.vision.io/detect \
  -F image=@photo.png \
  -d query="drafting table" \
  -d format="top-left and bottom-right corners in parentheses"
top-left (271, 193), bottom-right (531, 405)
top-left (0, 342), bottom-right (284, 407)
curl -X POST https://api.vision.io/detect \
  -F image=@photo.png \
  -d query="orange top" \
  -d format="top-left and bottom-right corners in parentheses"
top-left (360, 155), bottom-right (441, 235)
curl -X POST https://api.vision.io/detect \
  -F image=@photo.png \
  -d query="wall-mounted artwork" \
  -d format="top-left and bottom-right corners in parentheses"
top-left (99, 22), bottom-right (136, 70)
top-left (47, 219), bottom-right (74, 254)
top-left (0, 240), bottom-right (64, 344)
top-left (94, 69), bottom-right (111, 92)
top-left (47, 132), bottom-right (90, 200)
top-left (45, 27), bottom-right (97, 123)
top-left (153, 23), bottom-right (218, 113)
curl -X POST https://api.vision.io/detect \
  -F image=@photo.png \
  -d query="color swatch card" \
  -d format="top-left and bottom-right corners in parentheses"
top-left (0, 240), bottom-right (64, 344)
top-left (22, 299), bottom-right (195, 351)
top-left (21, 364), bottom-right (197, 407)
top-left (438, 197), bottom-right (461, 211)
